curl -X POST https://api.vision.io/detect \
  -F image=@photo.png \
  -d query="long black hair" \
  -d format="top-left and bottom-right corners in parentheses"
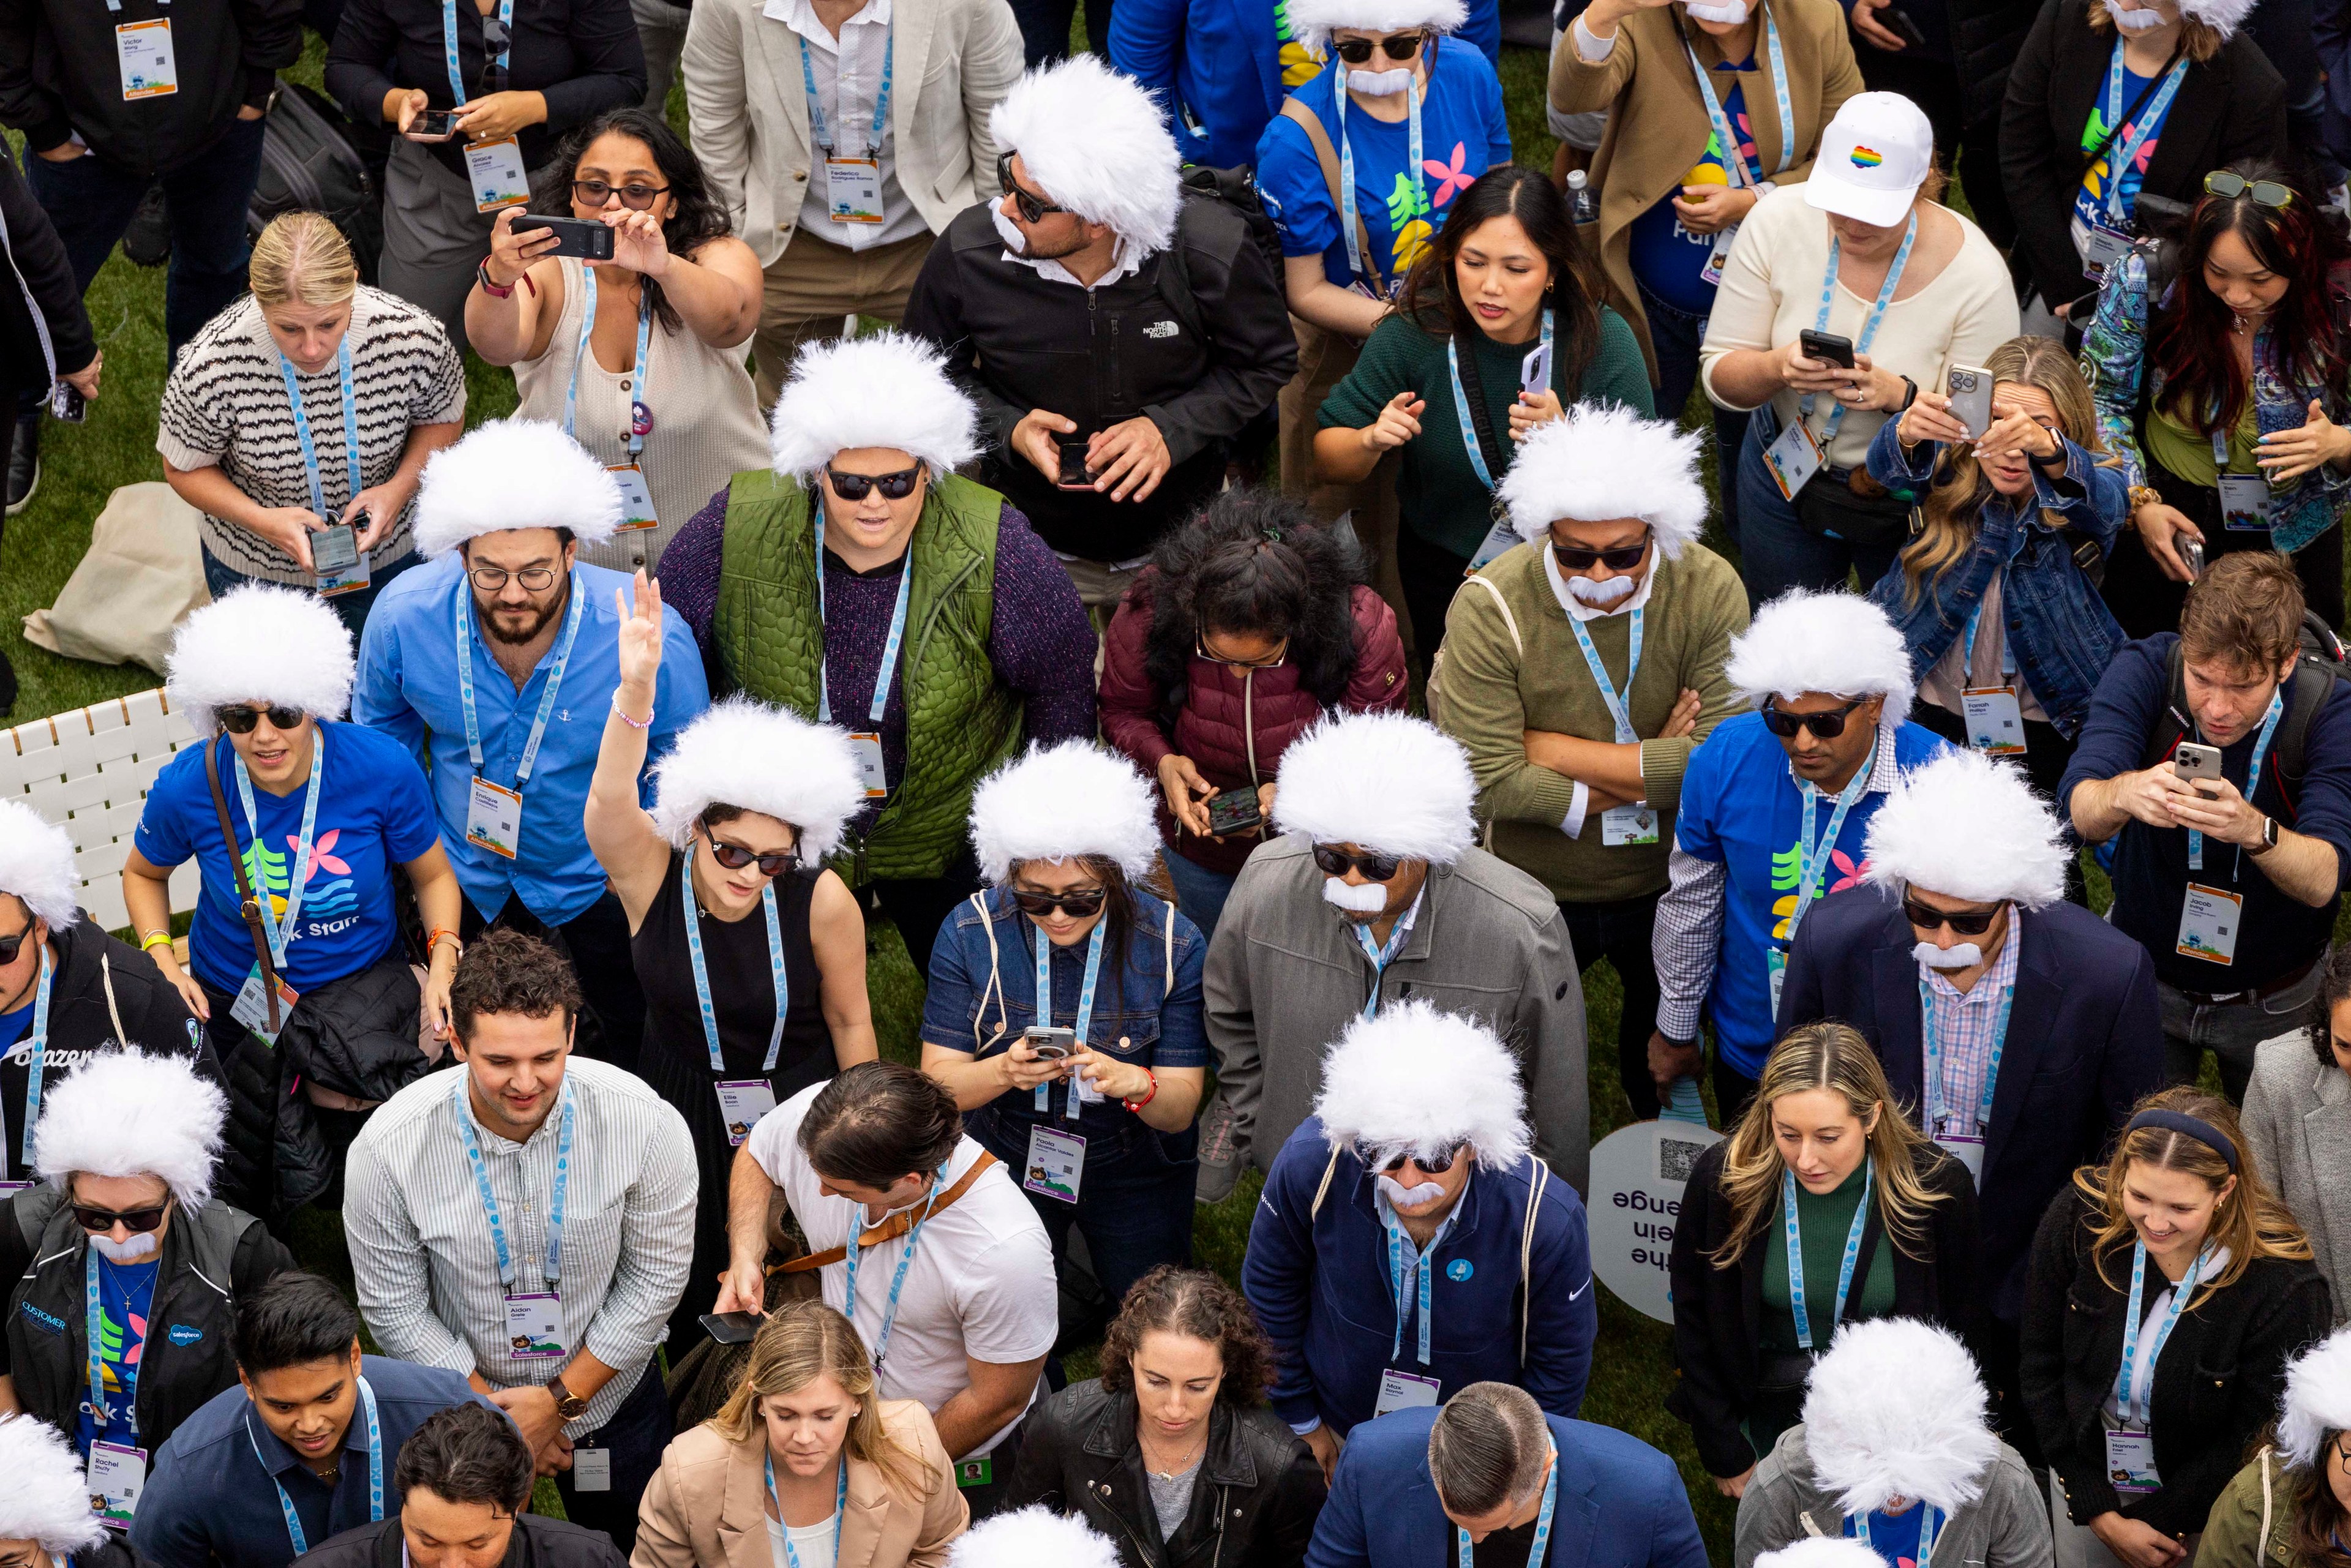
top-left (1397, 165), bottom-right (1604, 397)
top-left (1139, 487), bottom-right (1368, 707)
top-left (536, 106), bottom-right (732, 333)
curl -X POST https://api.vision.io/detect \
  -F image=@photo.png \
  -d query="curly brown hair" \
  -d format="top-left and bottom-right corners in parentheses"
top-left (1098, 1267), bottom-right (1275, 1406)
top-left (449, 928), bottom-right (583, 1040)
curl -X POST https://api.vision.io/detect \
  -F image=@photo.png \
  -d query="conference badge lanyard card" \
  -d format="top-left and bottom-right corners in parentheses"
top-left (1374, 1367), bottom-right (1442, 1419)
top-left (2177, 883), bottom-right (2243, 966)
top-left (231, 966), bottom-right (301, 1046)
top-left (2077, 217), bottom-right (2133, 280)
top-left (89, 1441), bottom-right (147, 1526)
top-left (317, 551), bottom-right (372, 598)
top-left (1023, 1126), bottom-right (1086, 1204)
top-left (467, 776), bottom-right (525, 861)
top-left (464, 137), bottom-right (531, 214)
top-left (826, 158), bottom-right (885, 223)
top-left (2216, 430), bottom-right (2271, 532)
top-left (716, 1080), bottom-right (777, 1147)
top-left (1962, 687), bottom-right (2027, 756)
top-left (572, 1447), bottom-right (611, 1491)
top-left (1602, 805), bottom-right (1660, 847)
top-left (2107, 1425), bottom-right (2160, 1494)
top-left (612, 464), bottom-right (657, 530)
top-left (505, 1292), bottom-right (565, 1359)
top-left (114, 19), bottom-right (175, 99)
top-left (1764, 418), bottom-right (1823, 501)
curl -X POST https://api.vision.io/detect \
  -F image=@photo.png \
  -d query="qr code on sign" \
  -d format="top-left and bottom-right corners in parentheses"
top-left (1657, 1137), bottom-right (1706, 1182)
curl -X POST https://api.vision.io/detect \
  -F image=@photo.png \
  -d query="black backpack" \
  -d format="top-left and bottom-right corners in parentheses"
top-left (1152, 163), bottom-right (1285, 343)
top-left (2137, 613), bottom-right (2351, 799)
top-left (248, 81), bottom-right (386, 285)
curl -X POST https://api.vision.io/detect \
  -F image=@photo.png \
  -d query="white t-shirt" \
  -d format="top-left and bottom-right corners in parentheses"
top-left (747, 1084), bottom-right (1057, 1455)
top-left (767, 1512), bottom-right (840, 1568)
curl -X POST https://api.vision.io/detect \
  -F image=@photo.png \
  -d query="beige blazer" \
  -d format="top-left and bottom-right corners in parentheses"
top-left (631, 1401), bottom-right (970, 1568)
top-left (681, 0), bottom-right (1025, 268)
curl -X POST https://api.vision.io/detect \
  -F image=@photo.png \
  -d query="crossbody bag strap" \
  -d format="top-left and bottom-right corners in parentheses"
top-left (968, 891), bottom-right (1008, 1054)
top-left (203, 734), bottom-right (282, 1030)
top-left (781, 1152), bottom-right (1002, 1272)
top-left (1521, 1159), bottom-right (1547, 1365)
top-left (1467, 574), bottom-right (1524, 657)
top-left (1310, 1142), bottom-right (1344, 1221)
top-left (1163, 899), bottom-right (1176, 999)
top-left (1279, 97), bottom-right (1385, 296)
top-left (99, 950), bottom-right (128, 1046)
top-left (1449, 330), bottom-right (1510, 486)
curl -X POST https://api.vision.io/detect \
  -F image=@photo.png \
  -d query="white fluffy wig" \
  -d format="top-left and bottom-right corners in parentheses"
top-left (0, 798), bottom-right (80, 932)
top-left (1313, 999), bottom-right (1531, 1168)
top-left (991, 55), bottom-right (1183, 258)
top-left (949, 1507), bottom-right (1124, 1568)
top-left (648, 699), bottom-right (866, 864)
top-left (1273, 711), bottom-right (1477, 865)
top-left (165, 582), bottom-right (356, 738)
top-left (2278, 1326), bottom-right (2351, 1470)
top-left (969, 741), bottom-right (1161, 885)
top-left (1499, 404), bottom-right (1709, 556)
top-left (34, 1049), bottom-right (228, 1214)
top-left (1286, 0), bottom-right (1470, 59)
top-left (1863, 748), bottom-right (2069, 911)
top-left (1801, 1318), bottom-right (2000, 1517)
top-left (0, 1414), bottom-right (107, 1558)
top-left (2175, 0), bottom-right (2259, 39)
top-left (768, 331), bottom-right (982, 484)
top-left (1755, 1541), bottom-right (1889, 1568)
top-left (411, 419), bottom-right (624, 560)
top-left (1727, 588), bottom-right (1915, 727)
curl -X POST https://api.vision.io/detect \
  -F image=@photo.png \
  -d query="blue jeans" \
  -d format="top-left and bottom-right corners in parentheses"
top-left (1638, 280), bottom-right (1749, 553)
top-left (202, 546), bottom-right (420, 644)
top-left (1159, 843), bottom-right (1239, 942)
top-left (970, 1104), bottom-right (1194, 1312)
top-left (1734, 406), bottom-right (1903, 609)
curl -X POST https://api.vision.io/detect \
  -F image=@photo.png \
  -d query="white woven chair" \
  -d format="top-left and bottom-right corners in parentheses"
top-left (0, 689), bottom-right (203, 933)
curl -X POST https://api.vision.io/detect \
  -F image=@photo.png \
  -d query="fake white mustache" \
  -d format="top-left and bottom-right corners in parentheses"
top-left (1346, 66), bottom-right (1414, 95)
top-left (2103, 0), bottom-right (2167, 29)
top-left (1685, 0), bottom-right (1752, 23)
top-left (1324, 877), bottom-right (1390, 913)
top-left (1378, 1174), bottom-right (1448, 1206)
top-left (1914, 940), bottom-right (1984, 970)
top-left (1568, 574), bottom-right (1638, 606)
top-left (91, 1230), bottom-right (160, 1262)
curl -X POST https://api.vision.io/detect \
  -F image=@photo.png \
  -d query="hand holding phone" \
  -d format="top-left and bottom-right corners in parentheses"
top-left (1945, 365), bottom-right (1993, 438)
top-left (1024, 1026), bottom-right (1078, 1061)
top-left (699, 1311), bottom-right (762, 1346)
top-left (1056, 436), bottom-right (1094, 490)
top-left (310, 523), bottom-right (361, 576)
top-left (510, 216), bottom-right (617, 262)
top-left (405, 107), bottom-right (460, 142)
top-left (2173, 741), bottom-right (2225, 797)
top-left (1204, 787), bottom-right (1263, 838)
top-left (1798, 329), bottom-right (1856, 369)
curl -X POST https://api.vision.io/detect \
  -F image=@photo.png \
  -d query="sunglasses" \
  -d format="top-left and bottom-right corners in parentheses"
top-left (826, 465), bottom-right (924, 501)
top-left (0, 920), bottom-right (32, 966)
top-left (219, 704), bottom-right (306, 735)
top-left (997, 152), bottom-right (1067, 224)
top-left (572, 178), bottom-right (671, 211)
top-left (706, 837), bottom-right (798, 877)
top-left (2205, 171), bottom-right (2295, 210)
top-left (1011, 887), bottom-right (1108, 918)
top-left (73, 1200), bottom-right (171, 1234)
top-left (1902, 890), bottom-right (2003, 937)
top-left (1332, 29), bottom-right (1425, 61)
top-left (479, 15), bottom-right (510, 90)
top-left (1551, 530), bottom-right (1652, 572)
top-left (1312, 844), bottom-right (1404, 882)
top-left (1760, 698), bottom-right (1865, 740)
top-left (1366, 1143), bottom-right (1463, 1174)
top-left (1195, 634), bottom-right (1289, 670)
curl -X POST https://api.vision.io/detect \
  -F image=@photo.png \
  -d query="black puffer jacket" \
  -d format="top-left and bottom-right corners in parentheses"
top-left (0, 149), bottom-right (92, 400)
top-left (1004, 1381), bottom-right (1327, 1568)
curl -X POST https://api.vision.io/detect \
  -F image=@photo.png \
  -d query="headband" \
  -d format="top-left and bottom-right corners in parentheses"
top-left (2125, 1109), bottom-right (2240, 1172)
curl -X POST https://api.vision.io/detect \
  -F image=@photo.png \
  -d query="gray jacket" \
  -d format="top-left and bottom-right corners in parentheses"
top-left (1201, 834), bottom-right (1589, 1193)
top-left (2242, 1032), bottom-right (2351, 1324)
top-left (1734, 1424), bottom-right (2054, 1568)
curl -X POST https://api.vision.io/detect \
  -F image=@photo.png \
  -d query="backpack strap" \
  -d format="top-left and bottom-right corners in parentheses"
top-left (98, 950), bottom-right (127, 1047)
top-left (1309, 1142), bottom-right (1344, 1221)
top-left (2259, 1445), bottom-right (2274, 1561)
top-left (1278, 97), bottom-right (1384, 297)
top-left (2137, 640), bottom-right (2192, 772)
top-left (1163, 899), bottom-right (1177, 1000)
top-left (968, 891), bottom-right (1010, 1055)
top-left (1152, 191), bottom-right (1209, 345)
top-left (2270, 660), bottom-right (2334, 799)
top-left (1521, 1159), bottom-right (1547, 1366)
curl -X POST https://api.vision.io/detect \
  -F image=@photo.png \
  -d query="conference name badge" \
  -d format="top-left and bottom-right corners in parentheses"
top-left (714, 1079), bottom-right (777, 1147)
top-left (88, 1441), bottom-right (147, 1526)
top-left (610, 464), bottom-right (658, 531)
top-left (1464, 516), bottom-right (1520, 575)
top-left (317, 552), bottom-right (373, 599)
top-left (231, 963), bottom-right (301, 1046)
top-left (1767, 946), bottom-right (1788, 1019)
top-left (504, 1292), bottom-right (565, 1360)
top-left (1763, 420), bottom-right (1822, 501)
top-left (465, 137), bottom-right (531, 214)
top-left (824, 157), bottom-right (885, 224)
top-left (1961, 686), bottom-right (2027, 756)
top-left (571, 1446), bottom-right (612, 1491)
top-left (1372, 1368), bottom-right (1442, 1419)
top-left (849, 733), bottom-right (888, 800)
top-left (467, 776), bottom-right (524, 861)
top-left (1024, 1126), bottom-right (1085, 1204)
top-left (2217, 474), bottom-right (2271, 532)
top-left (1933, 1128), bottom-right (1985, 1185)
top-left (0, 1180), bottom-right (31, 1195)
top-left (114, 20), bottom-right (175, 99)
top-left (1601, 804), bottom-right (1660, 847)
top-left (2105, 1425), bottom-right (2160, 1495)
top-left (2080, 222), bottom-right (2132, 279)
top-left (1699, 223), bottom-right (1739, 288)
top-left (2176, 882), bottom-right (2243, 966)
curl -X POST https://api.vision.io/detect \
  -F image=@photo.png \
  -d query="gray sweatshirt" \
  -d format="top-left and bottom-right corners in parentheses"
top-left (1734, 1424), bottom-right (2055, 1568)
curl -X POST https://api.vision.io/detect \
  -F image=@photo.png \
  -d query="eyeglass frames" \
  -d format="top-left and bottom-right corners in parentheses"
top-left (1332, 30), bottom-right (1425, 62)
top-left (1011, 887), bottom-right (1109, 919)
top-left (997, 152), bottom-right (1067, 224)
top-left (1901, 888), bottom-right (2003, 937)
top-left (572, 178), bottom-right (672, 211)
top-left (2204, 171), bottom-right (2295, 210)
top-left (1759, 698), bottom-right (1865, 740)
top-left (1551, 529), bottom-right (1652, 572)
top-left (826, 465), bottom-right (924, 502)
top-left (218, 704), bottom-right (307, 735)
top-left (1194, 634), bottom-right (1291, 670)
top-left (1312, 844), bottom-right (1404, 882)
top-left (468, 565), bottom-right (560, 594)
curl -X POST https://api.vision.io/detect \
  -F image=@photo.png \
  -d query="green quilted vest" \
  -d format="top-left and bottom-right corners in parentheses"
top-left (713, 470), bottom-right (1022, 884)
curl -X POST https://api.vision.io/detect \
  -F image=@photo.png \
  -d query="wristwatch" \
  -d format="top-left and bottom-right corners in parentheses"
top-left (2250, 814), bottom-right (2281, 855)
top-left (476, 258), bottom-right (516, 299)
top-left (1896, 375), bottom-right (1918, 413)
top-left (547, 1377), bottom-right (590, 1422)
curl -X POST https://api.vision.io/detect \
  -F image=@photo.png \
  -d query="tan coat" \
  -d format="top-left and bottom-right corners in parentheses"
top-left (1547, 0), bottom-right (1864, 378)
top-left (631, 1401), bottom-right (970, 1568)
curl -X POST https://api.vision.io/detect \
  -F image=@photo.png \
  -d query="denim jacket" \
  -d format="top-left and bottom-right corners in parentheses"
top-left (2080, 243), bottom-right (2351, 555)
top-left (1864, 418), bottom-right (2128, 738)
top-left (921, 888), bottom-right (1209, 1149)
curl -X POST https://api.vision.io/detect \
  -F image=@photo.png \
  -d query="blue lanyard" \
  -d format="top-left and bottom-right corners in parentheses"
top-left (2188, 689), bottom-right (2282, 872)
top-left (841, 1163), bottom-right (948, 1371)
top-left (1801, 217), bottom-right (1917, 448)
top-left (1962, 596), bottom-right (2016, 681)
top-left (1352, 909), bottom-right (1413, 1018)
top-left (1919, 975), bottom-right (2012, 1139)
top-left (2098, 44), bottom-right (2190, 222)
top-left (454, 572), bottom-right (587, 782)
top-left (85, 1248), bottom-right (146, 1439)
top-left (16, 947), bottom-right (54, 1167)
top-left (1448, 307), bottom-right (1551, 490)
top-left (798, 31), bottom-right (893, 157)
top-left (252, 1375), bottom-right (383, 1556)
top-left (1383, 1207), bottom-right (1439, 1365)
top-left (682, 844), bottom-right (789, 1075)
top-left (811, 514), bottom-right (913, 729)
top-left (1032, 921), bottom-right (1104, 1120)
top-left (452, 1073), bottom-right (575, 1289)
top-left (1783, 1155), bottom-right (1873, 1351)
top-left (1332, 71), bottom-right (1424, 293)
top-left (1569, 608), bottom-right (1644, 746)
top-left (565, 268), bottom-right (653, 462)
top-left (231, 729), bottom-right (328, 971)
top-left (764, 1454), bottom-right (847, 1568)
top-left (1851, 1504), bottom-right (1944, 1568)
top-left (1455, 1444), bottom-right (1558, 1568)
top-left (2116, 1240), bottom-right (2207, 1424)
top-left (1787, 737), bottom-right (1875, 944)
top-left (442, 0), bottom-right (513, 104)
top-left (277, 339), bottom-right (362, 524)
top-left (1682, 10), bottom-right (1794, 189)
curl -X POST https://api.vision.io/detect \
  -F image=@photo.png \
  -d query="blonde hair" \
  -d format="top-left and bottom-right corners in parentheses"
top-left (711, 1301), bottom-right (935, 1500)
top-left (249, 211), bottom-right (358, 309)
top-left (2085, 0), bottom-right (2225, 61)
top-left (1710, 1021), bottom-right (1952, 1268)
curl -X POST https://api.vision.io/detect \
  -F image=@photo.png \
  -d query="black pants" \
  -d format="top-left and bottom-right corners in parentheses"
top-left (460, 890), bottom-right (646, 1076)
top-left (1006, 0), bottom-right (1109, 64)
top-left (1973, 1313), bottom-right (2044, 1468)
top-left (1559, 891), bottom-right (1665, 1119)
top-left (552, 1363), bottom-right (669, 1553)
top-left (951, 1419), bottom-right (1029, 1521)
top-left (871, 849), bottom-right (983, 982)
top-left (1711, 1052), bottom-right (1760, 1127)
top-left (2101, 463), bottom-right (2346, 637)
top-left (1908, 702), bottom-right (2087, 904)
top-left (1395, 525), bottom-right (1474, 686)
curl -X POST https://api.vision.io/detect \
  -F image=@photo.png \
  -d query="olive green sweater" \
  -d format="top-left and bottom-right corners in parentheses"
top-left (1431, 540), bottom-right (1750, 902)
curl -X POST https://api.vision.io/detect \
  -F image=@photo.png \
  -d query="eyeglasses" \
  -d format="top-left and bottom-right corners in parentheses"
top-left (218, 704), bottom-right (307, 735)
top-left (826, 465), bottom-right (924, 501)
top-left (2204, 171), bottom-right (2295, 210)
top-left (997, 152), bottom-right (1067, 224)
top-left (572, 178), bottom-right (672, 211)
top-left (468, 565), bottom-right (560, 594)
top-left (73, 1200), bottom-right (171, 1234)
top-left (1551, 530), bottom-right (1652, 572)
top-left (0, 920), bottom-right (33, 966)
top-left (1011, 887), bottom-right (1109, 919)
top-left (1312, 844), bottom-right (1404, 882)
top-left (1365, 1142), bottom-right (1463, 1174)
top-left (1332, 29), bottom-right (1425, 61)
top-left (1195, 634), bottom-right (1291, 670)
top-left (1901, 890), bottom-right (2003, 937)
top-left (705, 837), bottom-right (798, 877)
top-left (1760, 698), bottom-right (1865, 740)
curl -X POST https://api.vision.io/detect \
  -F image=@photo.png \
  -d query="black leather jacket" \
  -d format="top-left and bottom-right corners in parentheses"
top-left (1004, 1381), bottom-right (1326, 1568)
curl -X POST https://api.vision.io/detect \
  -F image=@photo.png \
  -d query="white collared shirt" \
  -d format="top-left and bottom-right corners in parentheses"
top-left (995, 203), bottom-right (1152, 289)
top-left (768, 0), bottom-right (929, 249)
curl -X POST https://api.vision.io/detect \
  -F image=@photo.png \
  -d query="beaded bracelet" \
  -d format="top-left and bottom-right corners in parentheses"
top-left (611, 694), bottom-right (654, 729)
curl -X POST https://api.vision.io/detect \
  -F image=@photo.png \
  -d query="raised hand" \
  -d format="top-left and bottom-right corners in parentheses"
top-left (616, 569), bottom-right (665, 699)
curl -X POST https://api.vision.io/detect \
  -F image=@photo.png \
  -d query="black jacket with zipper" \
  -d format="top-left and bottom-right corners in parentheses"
top-left (2022, 1184), bottom-right (2331, 1538)
top-left (294, 1513), bottom-right (625, 1568)
top-left (1004, 1380), bottom-right (1327, 1568)
top-left (0, 147), bottom-right (92, 399)
top-left (902, 195), bottom-right (1297, 565)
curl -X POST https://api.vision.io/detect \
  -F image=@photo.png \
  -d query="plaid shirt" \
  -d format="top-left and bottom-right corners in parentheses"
top-left (1920, 911), bottom-right (2025, 1139)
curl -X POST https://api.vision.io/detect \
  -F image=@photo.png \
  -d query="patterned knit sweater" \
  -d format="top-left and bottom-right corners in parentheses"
top-left (156, 286), bottom-right (466, 585)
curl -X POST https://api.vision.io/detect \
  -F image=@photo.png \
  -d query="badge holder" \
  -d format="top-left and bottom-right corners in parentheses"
top-left (1763, 420), bottom-right (1823, 502)
top-left (1700, 223), bottom-right (1739, 287)
top-left (114, 19), bottom-right (175, 99)
top-left (2217, 473), bottom-right (2272, 532)
top-left (1768, 947), bottom-right (1788, 1020)
top-left (825, 157), bottom-right (886, 223)
top-left (504, 1292), bottom-right (566, 1360)
top-left (572, 1447), bottom-right (612, 1491)
top-left (231, 964), bottom-right (301, 1046)
top-left (1023, 1126), bottom-right (1086, 1204)
top-left (1464, 514), bottom-right (1520, 574)
top-left (610, 465), bottom-right (658, 531)
top-left (1961, 686), bottom-right (2027, 756)
top-left (464, 137), bottom-right (532, 213)
top-left (467, 776), bottom-right (524, 860)
top-left (715, 1079), bottom-right (777, 1147)
top-left (2105, 1424), bottom-right (2160, 1495)
top-left (2176, 883), bottom-right (2244, 966)
top-left (2080, 223), bottom-right (2132, 279)
top-left (956, 1456), bottom-right (994, 1489)
top-left (317, 554), bottom-right (373, 598)
top-left (1933, 1128), bottom-right (1985, 1185)
top-left (849, 735), bottom-right (888, 800)
top-left (89, 1441), bottom-right (148, 1526)
top-left (1600, 804), bottom-right (1660, 847)
top-left (1373, 1367), bottom-right (1442, 1418)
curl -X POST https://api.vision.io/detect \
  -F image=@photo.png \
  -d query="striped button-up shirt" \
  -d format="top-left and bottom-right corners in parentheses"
top-left (343, 1058), bottom-right (696, 1435)
top-left (1920, 910), bottom-right (2025, 1139)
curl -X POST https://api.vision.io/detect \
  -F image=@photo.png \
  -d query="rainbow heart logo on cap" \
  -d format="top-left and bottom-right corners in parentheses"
top-left (1850, 145), bottom-right (1884, 168)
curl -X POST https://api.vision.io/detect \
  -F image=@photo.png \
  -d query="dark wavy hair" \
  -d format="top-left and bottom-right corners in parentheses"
top-left (1098, 1266), bottom-right (1276, 1406)
top-left (536, 106), bottom-right (732, 334)
top-left (1397, 165), bottom-right (1604, 397)
top-left (2149, 160), bottom-right (2351, 445)
top-left (2305, 944), bottom-right (2351, 1070)
top-left (1139, 487), bottom-right (1367, 708)
top-left (2290, 1430), bottom-right (2351, 1568)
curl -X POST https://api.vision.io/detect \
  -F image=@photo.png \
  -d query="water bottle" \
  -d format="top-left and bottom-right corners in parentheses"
top-left (1566, 168), bottom-right (1599, 227)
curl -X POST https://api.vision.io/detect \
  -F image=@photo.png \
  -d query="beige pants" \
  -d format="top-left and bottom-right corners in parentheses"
top-left (752, 228), bottom-right (936, 404)
top-left (1277, 313), bottom-right (1409, 656)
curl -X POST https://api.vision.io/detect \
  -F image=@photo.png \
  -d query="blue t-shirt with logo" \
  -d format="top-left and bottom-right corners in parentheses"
top-left (1853, 1506), bottom-right (1926, 1568)
top-left (1254, 40), bottom-right (1512, 294)
top-left (133, 721), bottom-right (442, 994)
top-left (2073, 61), bottom-right (2178, 238)
top-left (1628, 68), bottom-right (1757, 316)
top-left (0, 997), bottom-right (30, 1056)
top-left (75, 1255), bottom-right (157, 1457)
top-left (1672, 713), bottom-right (1950, 1075)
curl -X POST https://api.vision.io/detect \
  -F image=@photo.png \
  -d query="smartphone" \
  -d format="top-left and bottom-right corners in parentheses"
top-left (698, 1311), bottom-right (762, 1346)
top-left (510, 214), bottom-right (617, 261)
top-left (1520, 340), bottom-right (1553, 394)
top-left (1946, 364), bottom-right (1993, 439)
top-left (1024, 1026), bottom-right (1077, 1060)
top-left (2174, 741), bottom-right (2225, 787)
top-left (1880, 4), bottom-right (1930, 46)
top-left (47, 381), bottom-right (84, 424)
top-left (310, 523), bottom-right (360, 576)
top-left (405, 108), bottom-right (461, 142)
top-left (1205, 787), bottom-right (1263, 836)
top-left (1799, 329), bottom-right (1856, 369)
top-left (2178, 535), bottom-right (2205, 579)
top-left (1054, 436), bottom-right (1094, 490)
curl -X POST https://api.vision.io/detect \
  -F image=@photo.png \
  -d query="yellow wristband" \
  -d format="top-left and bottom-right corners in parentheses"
top-left (140, 931), bottom-right (173, 953)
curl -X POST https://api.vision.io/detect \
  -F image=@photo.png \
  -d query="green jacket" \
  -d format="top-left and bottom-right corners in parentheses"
top-left (1430, 540), bottom-right (1750, 903)
top-left (2200, 1449), bottom-right (2297, 1568)
top-left (714, 470), bottom-right (1022, 883)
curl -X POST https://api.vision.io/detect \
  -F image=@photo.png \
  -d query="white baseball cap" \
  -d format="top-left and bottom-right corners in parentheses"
top-left (1804, 92), bottom-right (1936, 228)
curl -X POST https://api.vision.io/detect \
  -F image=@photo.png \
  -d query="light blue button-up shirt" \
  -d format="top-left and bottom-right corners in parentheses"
top-left (354, 554), bottom-right (708, 925)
